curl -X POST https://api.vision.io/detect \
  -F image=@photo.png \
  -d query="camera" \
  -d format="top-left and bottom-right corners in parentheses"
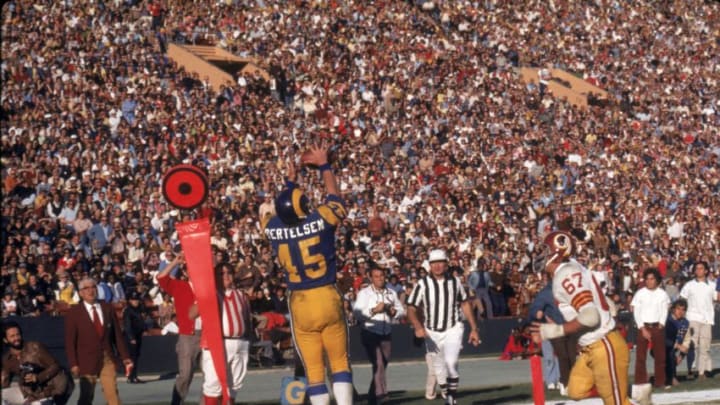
top-left (19, 362), bottom-right (43, 389)
top-left (19, 362), bottom-right (41, 375)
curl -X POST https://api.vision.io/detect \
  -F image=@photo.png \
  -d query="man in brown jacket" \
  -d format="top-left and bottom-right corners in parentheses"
top-left (64, 277), bottom-right (132, 405)
top-left (2, 320), bottom-right (73, 404)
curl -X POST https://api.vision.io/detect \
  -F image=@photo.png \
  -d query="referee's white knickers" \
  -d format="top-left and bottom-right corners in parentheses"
top-left (425, 322), bottom-right (464, 383)
top-left (202, 338), bottom-right (250, 397)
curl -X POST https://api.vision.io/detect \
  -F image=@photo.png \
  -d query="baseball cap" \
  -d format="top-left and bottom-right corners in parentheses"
top-left (428, 249), bottom-right (448, 263)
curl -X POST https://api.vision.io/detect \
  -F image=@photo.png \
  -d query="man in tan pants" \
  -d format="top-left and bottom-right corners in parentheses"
top-left (65, 277), bottom-right (132, 404)
top-left (679, 261), bottom-right (716, 379)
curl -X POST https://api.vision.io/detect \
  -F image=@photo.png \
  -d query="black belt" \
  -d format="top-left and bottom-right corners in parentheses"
top-left (643, 322), bottom-right (660, 328)
top-left (224, 336), bottom-right (245, 340)
top-left (427, 323), bottom-right (457, 333)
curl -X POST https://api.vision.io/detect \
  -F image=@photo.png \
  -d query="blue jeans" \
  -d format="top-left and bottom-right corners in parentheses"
top-left (542, 339), bottom-right (559, 384)
top-left (474, 288), bottom-right (493, 319)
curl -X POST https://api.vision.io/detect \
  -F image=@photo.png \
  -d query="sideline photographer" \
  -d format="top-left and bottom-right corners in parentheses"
top-left (2, 321), bottom-right (73, 405)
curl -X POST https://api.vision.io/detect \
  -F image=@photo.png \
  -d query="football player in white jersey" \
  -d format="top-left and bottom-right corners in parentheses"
top-left (530, 231), bottom-right (634, 405)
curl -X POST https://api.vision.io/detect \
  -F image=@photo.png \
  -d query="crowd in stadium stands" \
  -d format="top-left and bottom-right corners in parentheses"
top-left (1, 0), bottom-right (719, 362)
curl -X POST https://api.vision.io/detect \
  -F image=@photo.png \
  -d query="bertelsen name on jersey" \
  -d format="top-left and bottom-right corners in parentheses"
top-left (265, 219), bottom-right (326, 240)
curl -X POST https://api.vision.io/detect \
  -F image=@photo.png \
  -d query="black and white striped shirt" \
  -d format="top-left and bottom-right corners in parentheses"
top-left (406, 274), bottom-right (468, 332)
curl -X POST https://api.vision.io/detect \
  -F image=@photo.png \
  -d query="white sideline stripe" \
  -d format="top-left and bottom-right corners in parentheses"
top-left (513, 388), bottom-right (720, 405)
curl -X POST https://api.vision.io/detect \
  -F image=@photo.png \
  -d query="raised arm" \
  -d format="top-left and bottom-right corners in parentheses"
top-left (157, 252), bottom-right (184, 280)
top-left (301, 144), bottom-right (339, 196)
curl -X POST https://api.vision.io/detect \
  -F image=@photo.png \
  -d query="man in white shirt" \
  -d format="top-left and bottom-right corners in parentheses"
top-left (58, 199), bottom-right (80, 229)
top-left (161, 314), bottom-right (180, 335)
top-left (630, 268), bottom-right (670, 393)
top-left (679, 261), bottom-right (716, 379)
top-left (190, 262), bottom-right (251, 405)
top-left (353, 266), bottom-right (405, 404)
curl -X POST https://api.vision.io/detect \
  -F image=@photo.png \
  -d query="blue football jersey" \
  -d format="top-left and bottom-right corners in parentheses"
top-left (262, 194), bottom-right (346, 291)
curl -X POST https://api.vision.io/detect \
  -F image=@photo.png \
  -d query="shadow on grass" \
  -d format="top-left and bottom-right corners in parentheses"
top-left (461, 386), bottom-right (532, 405)
top-left (471, 394), bottom-right (533, 405)
top-left (156, 371), bottom-right (178, 381)
top-left (352, 385), bottom-right (520, 404)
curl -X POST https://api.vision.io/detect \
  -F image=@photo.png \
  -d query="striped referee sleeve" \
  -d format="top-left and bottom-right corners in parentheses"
top-left (406, 279), bottom-right (425, 308)
top-left (455, 276), bottom-right (468, 302)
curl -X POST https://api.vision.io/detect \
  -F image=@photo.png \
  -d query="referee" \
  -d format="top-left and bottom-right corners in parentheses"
top-left (407, 249), bottom-right (481, 405)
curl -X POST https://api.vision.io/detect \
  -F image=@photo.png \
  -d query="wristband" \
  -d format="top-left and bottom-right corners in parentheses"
top-left (540, 323), bottom-right (565, 340)
top-left (318, 163), bottom-right (332, 172)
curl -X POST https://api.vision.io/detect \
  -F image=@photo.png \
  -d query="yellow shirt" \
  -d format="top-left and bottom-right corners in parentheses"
top-left (58, 284), bottom-right (77, 304)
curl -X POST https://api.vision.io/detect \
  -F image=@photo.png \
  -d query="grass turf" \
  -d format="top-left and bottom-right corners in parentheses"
top-left (130, 372), bottom-right (720, 404)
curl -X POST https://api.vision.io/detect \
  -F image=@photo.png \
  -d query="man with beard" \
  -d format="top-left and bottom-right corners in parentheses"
top-left (2, 321), bottom-right (74, 404)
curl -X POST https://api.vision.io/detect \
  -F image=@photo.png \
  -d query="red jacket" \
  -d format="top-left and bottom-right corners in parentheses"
top-left (64, 302), bottom-right (130, 375)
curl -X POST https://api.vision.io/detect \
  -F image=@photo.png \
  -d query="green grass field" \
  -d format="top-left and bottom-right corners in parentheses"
top-left (132, 373), bottom-right (720, 405)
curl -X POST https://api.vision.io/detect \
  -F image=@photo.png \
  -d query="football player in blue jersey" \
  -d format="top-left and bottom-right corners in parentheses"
top-left (260, 144), bottom-right (353, 405)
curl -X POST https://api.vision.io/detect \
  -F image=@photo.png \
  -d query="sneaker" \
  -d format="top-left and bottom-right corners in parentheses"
top-left (631, 383), bottom-right (652, 405)
top-left (444, 395), bottom-right (457, 405)
top-left (547, 383), bottom-right (556, 390)
top-left (558, 382), bottom-right (568, 396)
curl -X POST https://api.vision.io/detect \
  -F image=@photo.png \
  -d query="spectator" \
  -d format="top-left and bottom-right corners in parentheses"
top-left (162, 314), bottom-right (180, 336)
top-left (96, 273), bottom-right (114, 304)
top-left (2, 320), bottom-right (74, 405)
top-left (489, 261), bottom-right (508, 317)
top-left (250, 288), bottom-right (275, 315)
top-left (665, 277), bottom-right (680, 303)
top-left (528, 283), bottom-right (566, 393)
top-left (468, 261), bottom-right (493, 319)
top-left (352, 266), bottom-right (406, 404)
top-left (64, 277), bottom-right (132, 405)
top-left (107, 273), bottom-right (126, 304)
top-left (664, 299), bottom-right (690, 388)
top-left (679, 261), bottom-right (716, 380)
top-left (2, 293), bottom-right (17, 317)
top-left (123, 291), bottom-right (147, 384)
top-left (631, 268), bottom-right (670, 391)
top-left (16, 286), bottom-right (39, 317)
top-left (157, 292), bottom-right (175, 329)
top-left (25, 274), bottom-right (52, 313)
top-left (499, 324), bottom-right (536, 361)
top-left (271, 286), bottom-right (289, 318)
top-left (86, 217), bottom-right (112, 254)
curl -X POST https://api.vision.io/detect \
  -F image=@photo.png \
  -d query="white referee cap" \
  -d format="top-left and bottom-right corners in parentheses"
top-left (428, 249), bottom-right (448, 263)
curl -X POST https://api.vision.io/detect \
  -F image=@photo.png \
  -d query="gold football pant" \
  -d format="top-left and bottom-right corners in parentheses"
top-left (568, 330), bottom-right (631, 405)
top-left (289, 284), bottom-right (352, 395)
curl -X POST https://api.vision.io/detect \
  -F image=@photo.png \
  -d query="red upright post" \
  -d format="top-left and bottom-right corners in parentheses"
top-left (530, 354), bottom-right (545, 405)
